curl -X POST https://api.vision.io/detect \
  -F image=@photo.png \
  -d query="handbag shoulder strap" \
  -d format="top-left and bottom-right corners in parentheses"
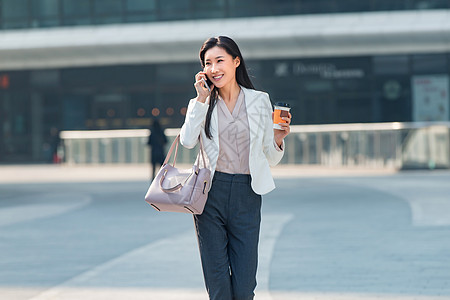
top-left (198, 135), bottom-right (207, 168)
top-left (162, 134), bottom-right (207, 167)
top-left (162, 135), bottom-right (180, 166)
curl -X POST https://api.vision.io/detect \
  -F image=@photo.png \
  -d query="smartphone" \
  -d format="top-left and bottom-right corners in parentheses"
top-left (202, 77), bottom-right (211, 92)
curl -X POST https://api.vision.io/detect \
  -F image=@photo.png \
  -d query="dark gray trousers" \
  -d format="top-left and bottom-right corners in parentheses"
top-left (194, 171), bottom-right (262, 300)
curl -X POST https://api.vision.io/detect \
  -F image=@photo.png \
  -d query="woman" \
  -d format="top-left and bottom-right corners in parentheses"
top-left (180, 36), bottom-right (291, 300)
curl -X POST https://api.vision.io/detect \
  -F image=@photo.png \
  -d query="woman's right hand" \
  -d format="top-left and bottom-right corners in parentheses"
top-left (194, 71), bottom-right (211, 103)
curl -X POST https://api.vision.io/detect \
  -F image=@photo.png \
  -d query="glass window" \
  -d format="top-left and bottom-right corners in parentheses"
top-left (228, 0), bottom-right (259, 17)
top-left (0, 71), bottom-right (29, 90)
top-left (373, 55), bottom-right (409, 75)
top-left (159, 0), bottom-right (190, 20)
top-left (300, 0), bottom-right (338, 14)
top-left (61, 94), bottom-right (89, 130)
top-left (448, 53), bottom-right (450, 73)
top-left (156, 63), bottom-right (192, 83)
top-left (374, 75), bottom-right (411, 122)
top-left (124, 0), bottom-right (157, 23)
top-left (0, 91), bottom-right (31, 161)
top-left (30, 70), bottom-right (60, 88)
top-left (61, 65), bottom-right (155, 88)
top-left (371, 0), bottom-right (405, 11)
top-left (2, 20), bottom-right (30, 29)
top-left (300, 95), bottom-right (334, 124)
top-left (2, 0), bottom-right (29, 28)
top-left (94, 15), bottom-right (122, 24)
top-left (246, 60), bottom-right (263, 85)
top-left (130, 93), bottom-right (152, 118)
top-left (336, 97), bottom-right (372, 123)
top-left (192, 0), bottom-right (226, 19)
top-left (155, 86), bottom-right (194, 128)
top-left (268, 0), bottom-right (301, 15)
top-left (63, 0), bottom-right (91, 16)
top-left (412, 54), bottom-right (448, 74)
top-left (2, 0), bottom-right (29, 18)
top-left (409, 0), bottom-right (450, 9)
top-left (30, 0), bottom-right (60, 27)
top-left (93, 0), bottom-right (123, 24)
top-left (335, 0), bottom-right (370, 12)
top-left (124, 13), bottom-right (157, 23)
top-left (31, 0), bottom-right (59, 17)
top-left (31, 18), bottom-right (60, 27)
top-left (62, 18), bottom-right (92, 26)
top-left (62, 0), bottom-right (92, 25)
top-left (302, 79), bottom-right (333, 93)
top-left (125, 0), bottom-right (156, 12)
top-left (93, 0), bottom-right (122, 14)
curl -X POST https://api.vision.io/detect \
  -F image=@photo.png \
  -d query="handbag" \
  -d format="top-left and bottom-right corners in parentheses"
top-left (144, 134), bottom-right (211, 214)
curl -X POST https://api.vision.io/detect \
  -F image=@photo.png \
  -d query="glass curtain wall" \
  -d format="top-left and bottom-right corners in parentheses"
top-left (1, 0), bottom-right (449, 30)
top-left (0, 52), bottom-right (449, 162)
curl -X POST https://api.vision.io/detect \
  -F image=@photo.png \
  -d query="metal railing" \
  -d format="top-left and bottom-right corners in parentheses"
top-left (60, 122), bottom-right (450, 169)
top-left (283, 122), bottom-right (450, 169)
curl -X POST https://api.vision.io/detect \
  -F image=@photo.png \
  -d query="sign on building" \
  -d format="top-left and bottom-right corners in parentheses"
top-left (412, 75), bottom-right (449, 122)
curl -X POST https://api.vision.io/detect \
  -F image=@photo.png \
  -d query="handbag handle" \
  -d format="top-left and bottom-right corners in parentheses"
top-left (159, 168), bottom-right (184, 193)
top-left (197, 136), bottom-right (207, 168)
top-left (162, 135), bottom-right (180, 167)
top-left (159, 134), bottom-right (207, 193)
top-left (162, 134), bottom-right (207, 168)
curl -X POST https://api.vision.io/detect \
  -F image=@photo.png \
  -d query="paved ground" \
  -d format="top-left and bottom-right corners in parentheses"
top-left (0, 165), bottom-right (450, 300)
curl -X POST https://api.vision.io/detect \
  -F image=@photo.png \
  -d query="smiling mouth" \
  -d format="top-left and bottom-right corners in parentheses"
top-left (212, 75), bottom-right (223, 81)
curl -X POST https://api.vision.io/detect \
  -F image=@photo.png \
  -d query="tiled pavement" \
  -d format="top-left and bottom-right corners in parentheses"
top-left (1, 164), bottom-right (449, 300)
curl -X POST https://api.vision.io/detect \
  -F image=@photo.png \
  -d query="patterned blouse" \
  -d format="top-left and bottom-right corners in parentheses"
top-left (215, 89), bottom-right (251, 174)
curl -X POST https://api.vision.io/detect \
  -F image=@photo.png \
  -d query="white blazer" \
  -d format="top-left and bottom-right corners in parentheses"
top-left (180, 86), bottom-right (284, 195)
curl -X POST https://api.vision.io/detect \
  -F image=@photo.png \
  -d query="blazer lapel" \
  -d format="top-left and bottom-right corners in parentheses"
top-left (242, 87), bottom-right (259, 143)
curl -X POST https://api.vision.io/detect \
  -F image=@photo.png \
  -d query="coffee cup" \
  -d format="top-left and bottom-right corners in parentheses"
top-left (273, 102), bottom-right (290, 130)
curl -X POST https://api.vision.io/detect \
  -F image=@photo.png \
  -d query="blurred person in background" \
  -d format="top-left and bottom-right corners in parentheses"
top-left (147, 119), bottom-right (167, 180)
top-left (50, 127), bottom-right (61, 163)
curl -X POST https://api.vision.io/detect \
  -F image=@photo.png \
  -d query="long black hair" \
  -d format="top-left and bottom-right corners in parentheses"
top-left (199, 36), bottom-right (255, 139)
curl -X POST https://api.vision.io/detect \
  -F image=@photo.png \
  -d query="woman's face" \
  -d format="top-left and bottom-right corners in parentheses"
top-left (204, 46), bottom-right (240, 90)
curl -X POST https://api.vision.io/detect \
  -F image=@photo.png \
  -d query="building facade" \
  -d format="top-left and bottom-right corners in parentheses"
top-left (1, 0), bottom-right (450, 163)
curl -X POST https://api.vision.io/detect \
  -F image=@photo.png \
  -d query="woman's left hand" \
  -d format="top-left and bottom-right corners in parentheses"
top-left (273, 112), bottom-right (292, 148)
